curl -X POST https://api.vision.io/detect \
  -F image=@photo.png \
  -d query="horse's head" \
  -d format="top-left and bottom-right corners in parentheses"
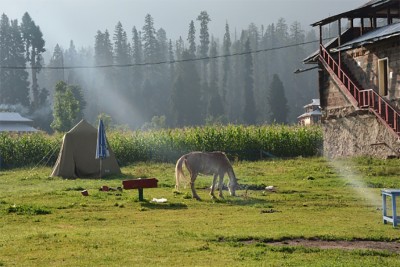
top-left (228, 177), bottom-right (238, 196)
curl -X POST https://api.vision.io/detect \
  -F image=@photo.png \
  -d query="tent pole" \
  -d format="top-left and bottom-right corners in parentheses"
top-left (100, 159), bottom-right (102, 179)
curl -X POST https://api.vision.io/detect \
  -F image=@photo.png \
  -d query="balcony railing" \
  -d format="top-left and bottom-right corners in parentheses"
top-left (319, 44), bottom-right (400, 136)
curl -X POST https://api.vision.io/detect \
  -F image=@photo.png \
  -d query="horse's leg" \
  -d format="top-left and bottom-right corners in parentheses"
top-left (210, 174), bottom-right (218, 199)
top-left (190, 173), bottom-right (201, 201)
top-left (218, 173), bottom-right (224, 198)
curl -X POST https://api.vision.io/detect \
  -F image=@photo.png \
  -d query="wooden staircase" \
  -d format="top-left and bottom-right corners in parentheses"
top-left (319, 45), bottom-right (400, 138)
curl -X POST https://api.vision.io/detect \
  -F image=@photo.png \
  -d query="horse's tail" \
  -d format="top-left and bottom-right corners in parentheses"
top-left (175, 155), bottom-right (187, 191)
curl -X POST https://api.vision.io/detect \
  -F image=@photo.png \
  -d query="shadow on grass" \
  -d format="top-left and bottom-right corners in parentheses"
top-left (139, 201), bottom-right (188, 210)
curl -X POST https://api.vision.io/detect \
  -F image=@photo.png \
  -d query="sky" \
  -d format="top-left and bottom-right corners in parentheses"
top-left (3, 0), bottom-right (367, 53)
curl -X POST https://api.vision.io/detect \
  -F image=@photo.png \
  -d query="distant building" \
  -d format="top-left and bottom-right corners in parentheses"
top-left (0, 112), bottom-right (38, 132)
top-left (298, 99), bottom-right (322, 126)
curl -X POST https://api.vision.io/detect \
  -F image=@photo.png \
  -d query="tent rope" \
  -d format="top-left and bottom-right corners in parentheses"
top-left (30, 141), bottom-right (60, 171)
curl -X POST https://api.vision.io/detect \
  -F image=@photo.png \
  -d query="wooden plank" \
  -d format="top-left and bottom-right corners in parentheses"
top-left (122, 178), bottom-right (158, 190)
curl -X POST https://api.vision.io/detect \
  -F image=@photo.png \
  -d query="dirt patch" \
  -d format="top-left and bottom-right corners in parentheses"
top-left (264, 239), bottom-right (400, 253)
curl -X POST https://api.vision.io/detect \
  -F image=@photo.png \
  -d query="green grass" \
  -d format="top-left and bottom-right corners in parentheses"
top-left (0, 157), bottom-right (399, 266)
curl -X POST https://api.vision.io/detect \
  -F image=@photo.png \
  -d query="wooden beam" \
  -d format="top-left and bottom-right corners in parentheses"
top-left (338, 19), bottom-right (341, 80)
top-left (361, 18), bottom-right (364, 35)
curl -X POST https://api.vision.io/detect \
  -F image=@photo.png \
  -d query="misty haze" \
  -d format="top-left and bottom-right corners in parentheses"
top-left (1, 0), bottom-right (365, 131)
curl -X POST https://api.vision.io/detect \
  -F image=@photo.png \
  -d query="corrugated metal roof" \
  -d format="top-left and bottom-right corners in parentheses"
top-left (0, 124), bottom-right (38, 132)
top-left (304, 99), bottom-right (320, 108)
top-left (332, 22), bottom-right (400, 51)
top-left (311, 0), bottom-right (396, 26)
top-left (0, 112), bottom-right (32, 122)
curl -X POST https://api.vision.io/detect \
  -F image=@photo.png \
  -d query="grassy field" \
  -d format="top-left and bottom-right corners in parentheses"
top-left (0, 157), bottom-right (399, 266)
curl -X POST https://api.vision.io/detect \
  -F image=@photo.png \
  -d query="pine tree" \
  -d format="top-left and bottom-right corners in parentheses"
top-left (142, 14), bottom-right (158, 64)
top-left (113, 22), bottom-right (130, 65)
top-left (221, 21), bottom-right (231, 102)
top-left (197, 11), bottom-right (211, 59)
top-left (48, 44), bottom-right (65, 86)
top-left (93, 30), bottom-right (113, 118)
top-left (242, 38), bottom-right (257, 124)
top-left (187, 20), bottom-right (196, 59)
top-left (197, 11), bottom-right (211, 119)
top-left (64, 40), bottom-right (79, 84)
top-left (9, 19), bottom-right (30, 107)
top-left (175, 36), bottom-right (184, 60)
top-left (268, 74), bottom-right (288, 124)
top-left (207, 37), bottom-right (224, 119)
top-left (113, 21), bottom-right (131, 99)
top-left (0, 15), bottom-right (30, 107)
top-left (170, 50), bottom-right (202, 126)
top-left (155, 27), bottom-right (170, 116)
top-left (131, 26), bottom-right (144, 94)
top-left (21, 12), bottom-right (46, 110)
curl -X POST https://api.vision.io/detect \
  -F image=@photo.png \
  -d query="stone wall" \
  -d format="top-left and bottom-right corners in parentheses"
top-left (323, 111), bottom-right (400, 159)
top-left (320, 37), bottom-right (400, 158)
top-left (342, 38), bottom-right (400, 101)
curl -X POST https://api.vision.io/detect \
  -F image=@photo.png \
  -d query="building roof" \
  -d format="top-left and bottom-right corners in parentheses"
top-left (304, 99), bottom-right (320, 108)
top-left (0, 112), bottom-right (33, 122)
top-left (0, 112), bottom-right (38, 132)
top-left (0, 124), bottom-right (38, 132)
top-left (298, 110), bottom-right (322, 119)
top-left (332, 22), bottom-right (400, 52)
top-left (311, 0), bottom-right (399, 27)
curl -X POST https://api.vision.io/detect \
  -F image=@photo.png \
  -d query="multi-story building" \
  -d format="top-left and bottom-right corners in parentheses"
top-left (304, 0), bottom-right (400, 158)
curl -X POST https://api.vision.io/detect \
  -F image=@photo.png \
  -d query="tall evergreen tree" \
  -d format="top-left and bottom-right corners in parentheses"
top-left (48, 44), bottom-right (64, 81)
top-left (131, 26), bottom-right (143, 95)
top-left (175, 36), bottom-right (184, 60)
top-left (142, 14), bottom-right (158, 64)
top-left (197, 11), bottom-right (211, 59)
top-left (170, 50), bottom-right (202, 126)
top-left (242, 38), bottom-right (257, 124)
top-left (113, 21), bottom-right (131, 99)
top-left (207, 37), bottom-right (224, 119)
top-left (226, 33), bottom-right (243, 122)
top-left (20, 12), bottom-right (45, 110)
top-left (64, 40), bottom-right (79, 84)
top-left (221, 21), bottom-right (231, 102)
top-left (187, 20), bottom-right (196, 59)
top-left (9, 19), bottom-right (30, 107)
top-left (0, 14), bottom-right (30, 107)
top-left (113, 22), bottom-right (130, 65)
top-left (93, 30), bottom-right (113, 118)
top-left (155, 27), bottom-right (170, 116)
top-left (268, 74), bottom-right (288, 124)
top-left (197, 11), bottom-right (211, 119)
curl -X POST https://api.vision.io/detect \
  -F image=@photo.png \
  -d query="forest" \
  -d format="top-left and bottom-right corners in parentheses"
top-left (0, 11), bottom-right (333, 132)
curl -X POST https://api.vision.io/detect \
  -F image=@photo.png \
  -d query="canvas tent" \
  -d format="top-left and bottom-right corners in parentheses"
top-left (51, 120), bottom-right (121, 178)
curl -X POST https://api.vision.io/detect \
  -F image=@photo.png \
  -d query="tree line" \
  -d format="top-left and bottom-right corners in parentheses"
top-left (0, 11), bottom-right (321, 132)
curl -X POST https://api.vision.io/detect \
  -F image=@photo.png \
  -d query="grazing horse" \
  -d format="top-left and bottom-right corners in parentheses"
top-left (175, 151), bottom-right (238, 200)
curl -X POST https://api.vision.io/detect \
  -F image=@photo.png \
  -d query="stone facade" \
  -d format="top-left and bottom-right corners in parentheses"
top-left (323, 112), bottom-right (400, 159)
top-left (321, 37), bottom-right (400, 158)
top-left (342, 38), bottom-right (400, 106)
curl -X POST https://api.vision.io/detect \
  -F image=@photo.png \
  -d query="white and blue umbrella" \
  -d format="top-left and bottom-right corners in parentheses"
top-left (96, 119), bottom-right (109, 177)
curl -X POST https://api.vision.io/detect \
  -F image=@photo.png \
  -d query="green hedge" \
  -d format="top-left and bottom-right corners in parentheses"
top-left (0, 125), bottom-right (322, 168)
